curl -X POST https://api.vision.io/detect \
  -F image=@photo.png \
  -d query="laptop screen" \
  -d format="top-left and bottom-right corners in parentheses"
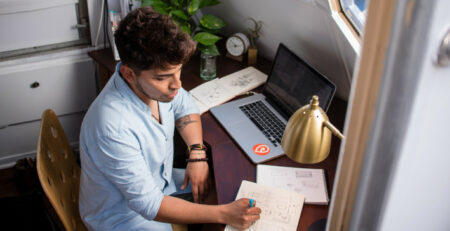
top-left (263, 43), bottom-right (336, 118)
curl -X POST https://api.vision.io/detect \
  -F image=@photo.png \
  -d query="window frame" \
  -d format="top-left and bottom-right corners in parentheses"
top-left (340, 0), bottom-right (367, 35)
top-left (329, 0), bottom-right (362, 55)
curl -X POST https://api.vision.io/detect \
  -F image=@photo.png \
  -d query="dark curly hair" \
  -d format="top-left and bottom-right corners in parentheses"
top-left (114, 7), bottom-right (196, 73)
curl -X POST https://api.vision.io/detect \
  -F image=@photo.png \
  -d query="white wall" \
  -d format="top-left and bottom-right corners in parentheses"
top-left (378, 0), bottom-right (450, 230)
top-left (202, 0), bottom-right (357, 100)
top-left (89, 0), bottom-right (358, 100)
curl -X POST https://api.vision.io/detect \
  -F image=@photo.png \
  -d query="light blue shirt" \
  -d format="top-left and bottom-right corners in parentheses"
top-left (79, 63), bottom-right (199, 230)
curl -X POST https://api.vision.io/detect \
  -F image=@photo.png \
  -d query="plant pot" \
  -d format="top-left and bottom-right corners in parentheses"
top-left (199, 52), bottom-right (217, 80)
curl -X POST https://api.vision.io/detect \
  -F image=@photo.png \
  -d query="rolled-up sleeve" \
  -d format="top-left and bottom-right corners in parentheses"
top-left (172, 87), bottom-right (199, 120)
top-left (92, 132), bottom-right (163, 220)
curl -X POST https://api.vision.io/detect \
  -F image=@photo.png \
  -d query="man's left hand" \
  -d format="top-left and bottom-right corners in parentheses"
top-left (181, 160), bottom-right (211, 203)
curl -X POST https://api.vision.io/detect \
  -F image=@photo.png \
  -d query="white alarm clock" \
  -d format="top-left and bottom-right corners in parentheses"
top-left (226, 33), bottom-right (250, 58)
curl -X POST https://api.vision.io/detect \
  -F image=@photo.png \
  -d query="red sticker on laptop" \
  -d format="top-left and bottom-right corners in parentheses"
top-left (253, 144), bottom-right (270, 156)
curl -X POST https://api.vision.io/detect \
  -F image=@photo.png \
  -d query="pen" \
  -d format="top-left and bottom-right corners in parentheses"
top-left (249, 198), bottom-right (254, 208)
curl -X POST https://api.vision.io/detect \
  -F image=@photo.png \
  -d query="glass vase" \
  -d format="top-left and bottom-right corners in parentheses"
top-left (200, 52), bottom-right (217, 80)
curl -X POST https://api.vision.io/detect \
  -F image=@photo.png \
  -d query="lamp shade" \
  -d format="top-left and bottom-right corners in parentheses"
top-left (281, 95), bottom-right (344, 164)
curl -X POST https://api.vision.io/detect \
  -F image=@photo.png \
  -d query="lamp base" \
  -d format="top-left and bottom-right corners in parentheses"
top-left (307, 219), bottom-right (327, 231)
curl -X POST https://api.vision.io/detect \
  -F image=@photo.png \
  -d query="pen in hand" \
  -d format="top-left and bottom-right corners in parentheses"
top-left (249, 198), bottom-right (255, 208)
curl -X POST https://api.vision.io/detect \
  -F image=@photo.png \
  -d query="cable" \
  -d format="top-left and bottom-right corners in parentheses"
top-left (94, 0), bottom-right (105, 48)
top-left (103, 0), bottom-right (107, 50)
top-left (103, 0), bottom-right (112, 51)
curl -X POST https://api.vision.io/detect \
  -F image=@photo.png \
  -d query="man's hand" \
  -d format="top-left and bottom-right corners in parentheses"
top-left (181, 159), bottom-right (211, 203)
top-left (223, 198), bottom-right (261, 230)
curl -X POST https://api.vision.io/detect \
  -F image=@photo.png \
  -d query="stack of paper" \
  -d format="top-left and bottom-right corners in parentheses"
top-left (189, 66), bottom-right (267, 114)
top-left (225, 180), bottom-right (305, 231)
top-left (256, 164), bottom-right (329, 205)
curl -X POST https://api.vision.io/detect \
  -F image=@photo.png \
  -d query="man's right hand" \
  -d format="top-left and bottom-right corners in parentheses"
top-left (223, 198), bottom-right (262, 230)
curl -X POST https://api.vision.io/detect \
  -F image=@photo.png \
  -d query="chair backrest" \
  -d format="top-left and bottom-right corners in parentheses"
top-left (36, 109), bottom-right (87, 231)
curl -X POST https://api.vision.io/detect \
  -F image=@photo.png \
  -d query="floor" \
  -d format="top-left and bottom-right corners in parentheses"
top-left (0, 158), bottom-right (60, 230)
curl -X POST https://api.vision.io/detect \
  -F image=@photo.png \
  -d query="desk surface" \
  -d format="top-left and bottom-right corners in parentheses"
top-left (89, 48), bottom-right (347, 231)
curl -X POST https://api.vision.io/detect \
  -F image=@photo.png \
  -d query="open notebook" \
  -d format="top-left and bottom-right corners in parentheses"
top-left (189, 66), bottom-right (267, 114)
top-left (224, 180), bottom-right (305, 231)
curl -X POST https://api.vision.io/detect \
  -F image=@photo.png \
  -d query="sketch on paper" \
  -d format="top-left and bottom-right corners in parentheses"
top-left (224, 180), bottom-right (305, 231)
top-left (189, 78), bottom-right (232, 107)
top-left (256, 165), bottom-right (329, 205)
top-left (189, 66), bottom-right (268, 114)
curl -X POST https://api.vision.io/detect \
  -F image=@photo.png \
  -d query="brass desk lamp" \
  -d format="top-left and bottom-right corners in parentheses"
top-left (281, 95), bottom-right (344, 164)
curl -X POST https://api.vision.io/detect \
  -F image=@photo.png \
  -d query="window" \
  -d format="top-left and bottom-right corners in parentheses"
top-left (340, 0), bottom-right (368, 35)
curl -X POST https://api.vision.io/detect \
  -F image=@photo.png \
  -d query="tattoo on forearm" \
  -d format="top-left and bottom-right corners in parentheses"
top-left (175, 115), bottom-right (197, 131)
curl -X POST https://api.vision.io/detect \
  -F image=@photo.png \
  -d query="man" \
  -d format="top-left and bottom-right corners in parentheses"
top-left (79, 6), bottom-right (261, 230)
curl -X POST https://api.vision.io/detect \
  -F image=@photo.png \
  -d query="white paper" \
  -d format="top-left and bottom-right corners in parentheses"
top-left (189, 78), bottom-right (234, 110)
top-left (256, 165), bottom-right (329, 204)
top-left (225, 180), bottom-right (305, 231)
top-left (189, 67), bottom-right (267, 114)
top-left (220, 66), bottom-right (268, 96)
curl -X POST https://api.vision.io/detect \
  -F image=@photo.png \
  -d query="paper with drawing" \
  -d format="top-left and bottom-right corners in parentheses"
top-left (189, 66), bottom-right (267, 114)
top-left (257, 165), bottom-right (329, 204)
top-left (224, 180), bottom-right (305, 231)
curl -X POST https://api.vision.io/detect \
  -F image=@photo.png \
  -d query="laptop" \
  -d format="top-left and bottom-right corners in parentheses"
top-left (210, 43), bottom-right (336, 164)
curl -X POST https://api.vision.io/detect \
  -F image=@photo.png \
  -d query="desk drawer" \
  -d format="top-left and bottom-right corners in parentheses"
top-left (0, 55), bottom-right (96, 127)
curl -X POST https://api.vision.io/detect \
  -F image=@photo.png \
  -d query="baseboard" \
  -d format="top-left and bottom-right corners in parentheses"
top-left (0, 141), bottom-right (79, 169)
top-left (0, 151), bottom-right (36, 169)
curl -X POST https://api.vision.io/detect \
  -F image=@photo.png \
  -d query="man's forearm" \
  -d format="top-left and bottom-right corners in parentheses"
top-left (175, 114), bottom-right (204, 150)
top-left (155, 196), bottom-right (262, 229)
top-left (155, 196), bottom-right (225, 224)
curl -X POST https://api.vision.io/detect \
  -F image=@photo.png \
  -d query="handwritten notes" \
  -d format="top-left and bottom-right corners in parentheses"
top-left (224, 180), bottom-right (305, 231)
top-left (189, 66), bottom-right (267, 114)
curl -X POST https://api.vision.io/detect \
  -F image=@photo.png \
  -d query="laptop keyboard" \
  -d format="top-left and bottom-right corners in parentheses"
top-left (239, 101), bottom-right (286, 146)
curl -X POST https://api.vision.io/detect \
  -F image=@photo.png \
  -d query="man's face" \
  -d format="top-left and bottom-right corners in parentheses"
top-left (125, 64), bottom-right (183, 103)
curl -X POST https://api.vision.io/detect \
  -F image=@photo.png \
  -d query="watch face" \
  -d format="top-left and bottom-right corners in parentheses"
top-left (226, 36), bottom-right (245, 56)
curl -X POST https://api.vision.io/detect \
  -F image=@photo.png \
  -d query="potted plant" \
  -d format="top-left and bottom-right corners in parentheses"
top-left (141, 0), bottom-right (226, 56)
top-left (140, 0), bottom-right (226, 79)
top-left (246, 17), bottom-right (262, 65)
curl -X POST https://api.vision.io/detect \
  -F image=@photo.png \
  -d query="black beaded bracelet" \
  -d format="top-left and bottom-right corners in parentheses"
top-left (186, 157), bottom-right (209, 163)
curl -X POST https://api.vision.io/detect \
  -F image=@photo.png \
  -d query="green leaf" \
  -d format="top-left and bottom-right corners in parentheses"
top-left (173, 0), bottom-right (183, 7)
top-left (199, 0), bottom-right (221, 8)
top-left (152, 0), bottom-right (170, 15)
top-left (141, 0), bottom-right (154, 7)
top-left (198, 44), bottom-right (220, 56)
top-left (200, 14), bottom-right (226, 30)
top-left (171, 9), bottom-right (189, 20)
top-left (194, 32), bottom-right (221, 46)
top-left (179, 21), bottom-right (191, 35)
top-left (188, 0), bottom-right (201, 15)
top-left (199, 25), bottom-right (221, 34)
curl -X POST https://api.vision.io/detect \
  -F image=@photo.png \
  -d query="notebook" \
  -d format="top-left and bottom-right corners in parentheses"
top-left (189, 66), bottom-right (268, 114)
top-left (224, 180), bottom-right (305, 231)
top-left (210, 43), bottom-right (336, 164)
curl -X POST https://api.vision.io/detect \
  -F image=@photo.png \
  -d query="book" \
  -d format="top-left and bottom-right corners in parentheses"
top-left (224, 180), bottom-right (305, 231)
top-left (189, 66), bottom-right (268, 114)
top-left (256, 164), bottom-right (329, 205)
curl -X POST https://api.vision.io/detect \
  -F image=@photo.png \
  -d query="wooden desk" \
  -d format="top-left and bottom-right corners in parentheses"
top-left (88, 48), bottom-right (347, 231)
top-left (203, 99), bottom-right (346, 230)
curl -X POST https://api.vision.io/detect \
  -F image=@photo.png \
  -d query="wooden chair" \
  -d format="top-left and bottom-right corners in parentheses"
top-left (36, 109), bottom-right (87, 231)
top-left (36, 109), bottom-right (189, 231)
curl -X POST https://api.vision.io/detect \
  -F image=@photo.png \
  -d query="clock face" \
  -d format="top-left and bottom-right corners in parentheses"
top-left (226, 36), bottom-right (245, 56)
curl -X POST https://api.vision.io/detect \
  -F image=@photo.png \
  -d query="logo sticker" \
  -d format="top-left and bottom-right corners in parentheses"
top-left (253, 144), bottom-right (270, 156)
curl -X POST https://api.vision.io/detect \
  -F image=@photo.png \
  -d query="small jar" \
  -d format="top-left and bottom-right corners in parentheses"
top-left (200, 52), bottom-right (217, 80)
